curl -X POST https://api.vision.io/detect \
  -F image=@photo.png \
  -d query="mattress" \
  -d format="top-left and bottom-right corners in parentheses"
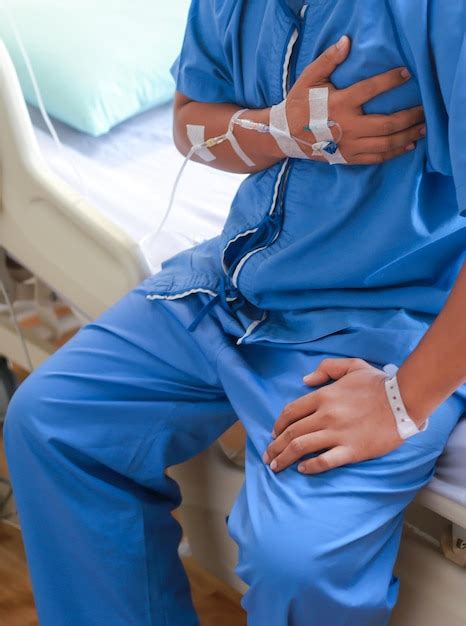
top-left (30, 105), bottom-right (466, 510)
top-left (430, 417), bottom-right (466, 507)
top-left (29, 103), bottom-right (244, 272)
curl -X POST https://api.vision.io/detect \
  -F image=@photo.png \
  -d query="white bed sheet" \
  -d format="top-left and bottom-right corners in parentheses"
top-left (30, 105), bottom-right (466, 509)
top-left (430, 417), bottom-right (466, 507)
top-left (29, 103), bottom-right (244, 272)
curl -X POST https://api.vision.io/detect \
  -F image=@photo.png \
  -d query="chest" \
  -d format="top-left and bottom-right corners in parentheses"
top-left (222, 0), bottom-right (421, 112)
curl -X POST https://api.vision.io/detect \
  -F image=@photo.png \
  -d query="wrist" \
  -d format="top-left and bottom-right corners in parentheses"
top-left (240, 107), bottom-right (285, 161)
top-left (396, 363), bottom-right (437, 427)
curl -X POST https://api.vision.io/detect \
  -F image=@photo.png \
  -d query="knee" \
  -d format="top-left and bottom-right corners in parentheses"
top-left (248, 529), bottom-right (327, 593)
top-left (236, 517), bottom-right (379, 606)
top-left (233, 511), bottom-right (334, 598)
top-left (234, 514), bottom-right (396, 620)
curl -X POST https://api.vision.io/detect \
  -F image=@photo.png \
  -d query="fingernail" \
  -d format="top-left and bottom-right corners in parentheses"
top-left (271, 429), bottom-right (277, 439)
top-left (401, 68), bottom-right (411, 80)
top-left (270, 460), bottom-right (278, 471)
top-left (336, 35), bottom-right (348, 50)
top-left (420, 126), bottom-right (427, 137)
top-left (298, 463), bottom-right (306, 473)
top-left (263, 451), bottom-right (270, 464)
top-left (406, 143), bottom-right (416, 151)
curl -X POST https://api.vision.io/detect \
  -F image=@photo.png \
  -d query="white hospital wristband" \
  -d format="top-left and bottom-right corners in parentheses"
top-left (383, 365), bottom-right (429, 440)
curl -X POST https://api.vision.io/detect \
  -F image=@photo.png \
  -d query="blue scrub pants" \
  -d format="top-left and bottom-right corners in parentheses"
top-left (4, 284), bottom-right (464, 626)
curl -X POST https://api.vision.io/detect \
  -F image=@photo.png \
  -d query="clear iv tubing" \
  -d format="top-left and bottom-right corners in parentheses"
top-left (3, 0), bottom-right (342, 246)
top-left (0, 279), bottom-right (34, 372)
top-left (0, 1), bottom-right (87, 372)
top-left (144, 116), bottom-right (343, 245)
top-left (1, 2), bottom-right (342, 365)
top-left (2, 0), bottom-right (346, 247)
top-left (1, 1), bottom-right (89, 200)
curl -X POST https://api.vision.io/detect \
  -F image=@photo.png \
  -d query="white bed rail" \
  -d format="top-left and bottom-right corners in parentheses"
top-left (0, 42), bottom-right (150, 320)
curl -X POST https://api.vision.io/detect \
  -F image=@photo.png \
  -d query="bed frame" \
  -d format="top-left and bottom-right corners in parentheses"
top-left (0, 42), bottom-right (464, 624)
top-left (0, 41), bottom-right (150, 368)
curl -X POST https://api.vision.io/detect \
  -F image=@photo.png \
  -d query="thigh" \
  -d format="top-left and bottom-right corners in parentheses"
top-left (220, 342), bottom-right (464, 573)
top-left (219, 341), bottom-right (464, 505)
top-left (6, 286), bottom-right (238, 483)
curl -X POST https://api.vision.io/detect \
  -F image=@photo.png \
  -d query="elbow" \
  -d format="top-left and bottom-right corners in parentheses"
top-left (173, 129), bottom-right (191, 157)
top-left (173, 92), bottom-right (193, 157)
top-left (173, 118), bottom-right (189, 156)
top-left (173, 133), bottom-right (186, 157)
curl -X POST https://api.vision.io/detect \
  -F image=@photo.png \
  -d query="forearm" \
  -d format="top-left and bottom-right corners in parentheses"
top-left (398, 262), bottom-right (466, 425)
top-left (173, 93), bottom-right (283, 174)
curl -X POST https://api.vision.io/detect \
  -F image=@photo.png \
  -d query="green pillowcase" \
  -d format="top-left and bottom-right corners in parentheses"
top-left (0, 0), bottom-right (190, 136)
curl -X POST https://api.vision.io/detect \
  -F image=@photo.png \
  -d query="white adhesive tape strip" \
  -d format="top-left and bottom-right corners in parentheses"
top-left (187, 125), bottom-right (216, 162)
top-left (269, 101), bottom-right (308, 160)
top-left (308, 88), bottom-right (347, 165)
top-left (308, 88), bottom-right (332, 142)
top-left (227, 109), bottom-right (256, 167)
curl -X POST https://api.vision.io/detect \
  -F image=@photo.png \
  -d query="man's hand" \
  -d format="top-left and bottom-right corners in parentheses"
top-left (286, 36), bottom-right (426, 165)
top-left (263, 358), bottom-right (414, 475)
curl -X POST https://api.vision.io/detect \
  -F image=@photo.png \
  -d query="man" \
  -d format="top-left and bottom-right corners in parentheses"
top-left (5, 1), bottom-right (466, 624)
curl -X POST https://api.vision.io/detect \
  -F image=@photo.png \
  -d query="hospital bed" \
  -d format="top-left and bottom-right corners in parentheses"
top-left (0, 43), bottom-right (465, 625)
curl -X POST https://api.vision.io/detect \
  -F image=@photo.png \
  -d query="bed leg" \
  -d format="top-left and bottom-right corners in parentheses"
top-left (441, 524), bottom-right (466, 567)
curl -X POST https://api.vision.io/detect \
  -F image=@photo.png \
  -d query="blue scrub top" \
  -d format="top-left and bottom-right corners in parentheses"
top-left (146, 0), bottom-right (466, 353)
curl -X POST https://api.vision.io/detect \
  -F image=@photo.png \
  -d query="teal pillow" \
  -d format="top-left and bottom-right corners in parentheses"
top-left (0, 1), bottom-right (190, 136)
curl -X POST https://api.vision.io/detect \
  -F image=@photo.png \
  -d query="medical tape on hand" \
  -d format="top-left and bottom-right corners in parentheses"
top-left (187, 125), bottom-right (217, 162)
top-left (269, 100), bottom-right (309, 159)
top-left (308, 88), bottom-right (347, 165)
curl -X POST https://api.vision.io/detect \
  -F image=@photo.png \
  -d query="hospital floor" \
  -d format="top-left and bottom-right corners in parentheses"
top-left (0, 333), bottom-right (247, 626)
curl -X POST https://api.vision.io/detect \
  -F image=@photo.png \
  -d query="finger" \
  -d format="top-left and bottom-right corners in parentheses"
top-left (302, 369), bottom-right (331, 387)
top-left (303, 357), bottom-right (369, 386)
top-left (265, 414), bottom-right (325, 462)
top-left (268, 431), bottom-right (333, 473)
top-left (355, 123), bottom-right (426, 154)
top-left (351, 145), bottom-right (416, 165)
top-left (297, 446), bottom-right (351, 474)
top-left (300, 35), bottom-right (351, 84)
top-left (351, 106), bottom-right (425, 138)
top-left (273, 391), bottom-right (321, 438)
top-left (345, 67), bottom-right (412, 107)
